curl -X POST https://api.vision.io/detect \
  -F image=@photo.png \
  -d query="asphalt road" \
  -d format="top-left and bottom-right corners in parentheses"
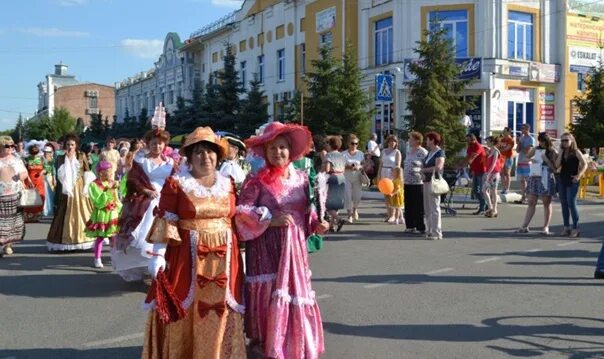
top-left (1, 196), bottom-right (603, 359)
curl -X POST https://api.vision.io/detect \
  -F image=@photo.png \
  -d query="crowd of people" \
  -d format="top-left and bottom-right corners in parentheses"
top-left (0, 109), bottom-right (602, 357)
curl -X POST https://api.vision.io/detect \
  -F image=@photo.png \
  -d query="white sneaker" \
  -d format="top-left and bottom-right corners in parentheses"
top-left (103, 238), bottom-right (110, 245)
top-left (94, 258), bottom-right (104, 268)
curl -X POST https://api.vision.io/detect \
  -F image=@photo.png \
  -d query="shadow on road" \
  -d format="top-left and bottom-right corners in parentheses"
top-left (314, 273), bottom-right (600, 287)
top-left (0, 346), bottom-right (141, 359)
top-left (324, 315), bottom-right (604, 357)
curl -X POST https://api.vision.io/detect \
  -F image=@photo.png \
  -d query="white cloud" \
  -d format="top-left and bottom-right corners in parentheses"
top-left (211, 0), bottom-right (243, 9)
top-left (120, 39), bottom-right (163, 59)
top-left (58, 0), bottom-right (88, 6)
top-left (19, 27), bottom-right (90, 38)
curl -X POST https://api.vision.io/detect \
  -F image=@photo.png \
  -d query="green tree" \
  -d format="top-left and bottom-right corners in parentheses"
top-left (335, 43), bottom-right (373, 147)
top-left (213, 43), bottom-right (244, 132)
top-left (170, 96), bottom-right (187, 133)
top-left (571, 61), bottom-right (604, 148)
top-left (281, 91), bottom-right (303, 124)
top-left (239, 79), bottom-right (269, 138)
top-left (304, 46), bottom-right (342, 135)
top-left (203, 74), bottom-right (220, 124)
top-left (139, 107), bottom-right (149, 131)
top-left (88, 111), bottom-right (106, 137)
top-left (406, 23), bottom-right (473, 156)
top-left (12, 113), bottom-right (26, 141)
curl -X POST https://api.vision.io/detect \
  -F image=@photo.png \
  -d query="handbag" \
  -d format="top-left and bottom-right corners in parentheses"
top-left (18, 177), bottom-right (43, 208)
top-left (430, 168), bottom-right (450, 196)
top-left (360, 170), bottom-right (370, 186)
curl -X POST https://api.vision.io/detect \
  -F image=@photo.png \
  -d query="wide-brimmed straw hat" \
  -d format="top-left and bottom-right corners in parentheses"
top-left (182, 127), bottom-right (229, 162)
top-left (245, 121), bottom-right (312, 162)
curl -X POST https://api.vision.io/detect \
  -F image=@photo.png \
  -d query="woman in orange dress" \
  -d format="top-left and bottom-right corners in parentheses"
top-left (23, 143), bottom-right (45, 223)
top-left (142, 126), bottom-right (246, 359)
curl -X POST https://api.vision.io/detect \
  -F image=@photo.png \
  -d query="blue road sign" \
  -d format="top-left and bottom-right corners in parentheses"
top-left (375, 74), bottom-right (393, 102)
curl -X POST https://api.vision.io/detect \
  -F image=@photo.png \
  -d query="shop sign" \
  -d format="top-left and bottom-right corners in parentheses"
top-left (316, 7), bottom-right (336, 33)
top-left (569, 46), bottom-right (601, 69)
top-left (403, 57), bottom-right (482, 82)
top-left (529, 63), bottom-right (560, 83)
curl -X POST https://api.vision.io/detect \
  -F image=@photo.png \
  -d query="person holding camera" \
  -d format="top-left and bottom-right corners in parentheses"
top-left (343, 134), bottom-right (365, 223)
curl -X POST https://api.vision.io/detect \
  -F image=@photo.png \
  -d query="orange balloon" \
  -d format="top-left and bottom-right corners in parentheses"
top-left (378, 178), bottom-right (394, 195)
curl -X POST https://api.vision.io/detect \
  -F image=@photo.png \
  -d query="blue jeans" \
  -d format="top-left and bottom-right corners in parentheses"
top-left (472, 174), bottom-right (486, 211)
top-left (558, 181), bottom-right (579, 229)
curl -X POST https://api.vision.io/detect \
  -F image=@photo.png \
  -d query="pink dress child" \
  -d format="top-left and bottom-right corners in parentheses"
top-left (236, 122), bottom-right (324, 359)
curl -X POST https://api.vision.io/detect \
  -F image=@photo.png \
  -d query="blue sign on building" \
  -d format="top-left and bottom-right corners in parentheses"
top-left (403, 57), bottom-right (482, 82)
top-left (375, 74), bottom-right (393, 102)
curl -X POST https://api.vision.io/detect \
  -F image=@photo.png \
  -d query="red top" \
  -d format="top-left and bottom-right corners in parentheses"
top-left (500, 136), bottom-right (515, 158)
top-left (467, 142), bottom-right (487, 175)
top-left (487, 151), bottom-right (504, 174)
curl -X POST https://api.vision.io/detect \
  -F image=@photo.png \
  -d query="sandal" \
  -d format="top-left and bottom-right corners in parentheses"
top-left (336, 220), bottom-right (346, 232)
top-left (515, 227), bottom-right (529, 234)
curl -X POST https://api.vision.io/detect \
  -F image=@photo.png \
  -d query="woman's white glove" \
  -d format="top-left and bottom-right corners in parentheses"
top-left (148, 243), bottom-right (167, 279)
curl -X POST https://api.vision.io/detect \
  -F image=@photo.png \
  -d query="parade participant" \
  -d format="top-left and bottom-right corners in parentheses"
top-left (42, 144), bottom-right (56, 217)
top-left (421, 131), bottom-right (446, 240)
top-left (0, 136), bottom-right (27, 256)
top-left (116, 146), bottom-right (129, 179)
top-left (89, 144), bottom-right (101, 174)
top-left (514, 124), bottom-right (535, 204)
top-left (101, 137), bottom-right (119, 179)
top-left (47, 134), bottom-right (94, 251)
top-left (293, 150), bottom-right (324, 253)
top-left (219, 134), bottom-right (247, 187)
top-left (85, 160), bottom-right (122, 268)
top-left (377, 135), bottom-right (401, 222)
top-left (555, 133), bottom-right (587, 238)
top-left (113, 108), bottom-right (174, 281)
top-left (499, 127), bottom-right (515, 194)
top-left (142, 126), bottom-right (246, 358)
top-left (483, 136), bottom-right (503, 218)
top-left (386, 167), bottom-right (404, 224)
top-left (124, 138), bottom-right (143, 173)
top-left (403, 131), bottom-right (427, 233)
top-left (343, 134), bottom-right (365, 223)
top-left (23, 143), bottom-right (45, 223)
top-left (515, 132), bottom-right (557, 235)
top-left (324, 135), bottom-right (347, 231)
top-left (237, 121), bottom-right (329, 359)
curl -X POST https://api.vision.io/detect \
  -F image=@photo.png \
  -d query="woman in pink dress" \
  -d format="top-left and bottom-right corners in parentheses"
top-left (236, 122), bottom-right (329, 359)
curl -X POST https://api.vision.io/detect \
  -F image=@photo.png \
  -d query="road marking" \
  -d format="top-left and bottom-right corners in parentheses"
top-left (424, 268), bottom-right (454, 275)
top-left (474, 257), bottom-right (500, 264)
top-left (363, 279), bottom-right (397, 288)
top-left (557, 241), bottom-right (580, 247)
top-left (83, 332), bottom-right (144, 348)
top-left (316, 294), bottom-right (333, 300)
top-left (524, 248), bottom-right (541, 253)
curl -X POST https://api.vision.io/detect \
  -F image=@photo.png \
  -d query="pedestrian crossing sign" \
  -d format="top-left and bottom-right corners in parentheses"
top-left (375, 74), bottom-right (393, 102)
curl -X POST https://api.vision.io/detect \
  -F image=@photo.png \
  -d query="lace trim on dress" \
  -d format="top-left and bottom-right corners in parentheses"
top-left (46, 241), bottom-right (94, 251)
top-left (245, 273), bottom-right (277, 283)
top-left (173, 171), bottom-right (231, 199)
top-left (224, 228), bottom-right (245, 314)
top-left (272, 288), bottom-right (316, 306)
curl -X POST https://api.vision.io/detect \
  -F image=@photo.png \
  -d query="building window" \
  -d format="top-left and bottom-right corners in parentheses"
top-left (429, 10), bottom-right (469, 57)
top-left (240, 61), bottom-right (247, 88)
top-left (257, 55), bottom-right (264, 83)
top-left (88, 96), bottom-right (98, 109)
top-left (578, 72), bottom-right (587, 91)
top-left (301, 43), bottom-right (306, 74)
top-left (277, 49), bottom-right (285, 82)
top-left (375, 17), bottom-right (393, 66)
top-left (320, 31), bottom-right (333, 46)
top-left (508, 11), bottom-right (533, 60)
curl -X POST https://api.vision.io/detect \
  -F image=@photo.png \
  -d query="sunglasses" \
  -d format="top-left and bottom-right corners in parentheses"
top-left (3, 144), bottom-right (15, 149)
top-left (561, 139), bottom-right (570, 143)
top-left (351, 142), bottom-right (359, 145)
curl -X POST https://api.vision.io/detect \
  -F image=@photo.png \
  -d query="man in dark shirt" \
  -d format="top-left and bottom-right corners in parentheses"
top-left (461, 134), bottom-right (487, 215)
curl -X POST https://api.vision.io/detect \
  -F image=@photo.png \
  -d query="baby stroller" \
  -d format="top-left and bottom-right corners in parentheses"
top-left (440, 169), bottom-right (463, 216)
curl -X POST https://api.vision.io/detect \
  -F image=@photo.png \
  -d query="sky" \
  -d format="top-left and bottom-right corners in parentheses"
top-left (0, 0), bottom-right (244, 130)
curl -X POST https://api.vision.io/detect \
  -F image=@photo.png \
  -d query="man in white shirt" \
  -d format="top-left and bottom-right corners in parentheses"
top-left (219, 135), bottom-right (247, 186)
top-left (366, 133), bottom-right (381, 181)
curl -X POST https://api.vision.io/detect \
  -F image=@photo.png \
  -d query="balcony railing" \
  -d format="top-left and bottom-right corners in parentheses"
top-left (189, 11), bottom-right (237, 39)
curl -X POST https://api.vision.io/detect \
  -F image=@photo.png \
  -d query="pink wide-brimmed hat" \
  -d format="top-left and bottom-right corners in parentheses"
top-left (245, 122), bottom-right (312, 162)
top-left (96, 160), bottom-right (112, 173)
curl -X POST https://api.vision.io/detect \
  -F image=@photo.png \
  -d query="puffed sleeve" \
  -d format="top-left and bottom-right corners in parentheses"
top-left (146, 176), bottom-right (182, 245)
top-left (88, 182), bottom-right (113, 209)
top-left (235, 176), bottom-right (272, 241)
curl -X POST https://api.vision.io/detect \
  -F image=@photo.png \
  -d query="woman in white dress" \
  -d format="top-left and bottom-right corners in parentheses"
top-left (376, 135), bottom-right (401, 221)
top-left (113, 129), bottom-right (174, 281)
top-left (0, 136), bottom-right (27, 256)
top-left (343, 134), bottom-right (365, 223)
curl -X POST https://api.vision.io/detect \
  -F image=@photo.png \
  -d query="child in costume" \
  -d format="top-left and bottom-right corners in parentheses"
top-left (387, 167), bottom-right (405, 225)
top-left (86, 161), bottom-right (122, 268)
